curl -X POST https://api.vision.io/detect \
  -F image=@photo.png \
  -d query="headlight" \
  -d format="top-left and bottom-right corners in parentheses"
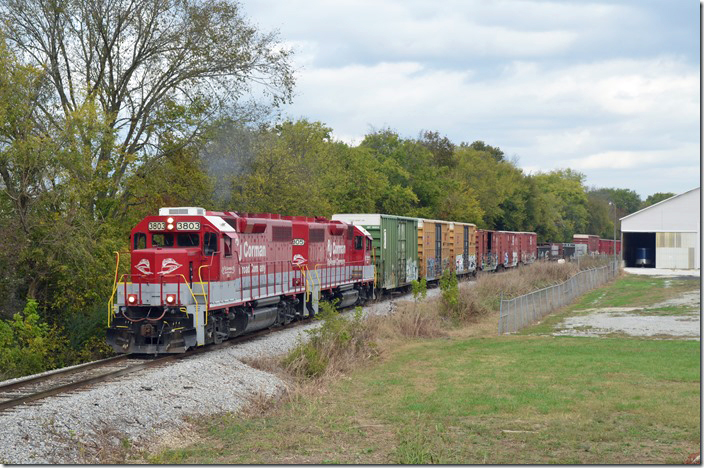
top-left (127, 294), bottom-right (138, 304)
top-left (167, 223), bottom-right (174, 230)
top-left (167, 217), bottom-right (174, 223)
top-left (165, 294), bottom-right (176, 305)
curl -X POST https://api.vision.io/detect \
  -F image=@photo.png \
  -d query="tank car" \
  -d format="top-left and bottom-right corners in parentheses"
top-left (107, 207), bottom-right (375, 354)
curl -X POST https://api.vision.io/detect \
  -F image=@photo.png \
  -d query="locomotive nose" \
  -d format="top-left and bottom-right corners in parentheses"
top-left (133, 250), bottom-right (187, 278)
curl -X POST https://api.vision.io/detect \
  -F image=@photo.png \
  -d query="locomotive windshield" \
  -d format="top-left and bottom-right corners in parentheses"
top-left (151, 232), bottom-right (200, 248)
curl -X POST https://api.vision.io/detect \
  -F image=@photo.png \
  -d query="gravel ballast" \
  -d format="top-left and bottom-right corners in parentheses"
top-left (0, 289), bottom-right (442, 464)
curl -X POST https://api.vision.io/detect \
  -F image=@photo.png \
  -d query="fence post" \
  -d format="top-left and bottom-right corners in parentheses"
top-left (499, 292), bottom-right (503, 334)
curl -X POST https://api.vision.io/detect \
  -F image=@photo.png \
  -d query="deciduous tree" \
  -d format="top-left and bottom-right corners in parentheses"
top-left (1, 0), bottom-right (294, 219)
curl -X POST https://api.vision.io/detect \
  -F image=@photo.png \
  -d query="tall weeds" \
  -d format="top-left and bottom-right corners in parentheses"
top-left (451, 261), bottom-right (587, 322)
top-left (281, 261), bottom-right (607, 381)
top-left (283, 301), bottom-right (378, 380)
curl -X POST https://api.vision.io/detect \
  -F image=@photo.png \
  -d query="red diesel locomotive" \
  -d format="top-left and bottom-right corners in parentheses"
top-left (107, 207), bottom-right (375, 354)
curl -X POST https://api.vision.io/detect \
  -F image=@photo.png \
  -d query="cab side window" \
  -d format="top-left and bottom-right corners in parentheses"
top-left (133, 232), bottom-right (146, 250)
top-left (367, 238), bottom-right (372, 250)
top-left (354, 236), bottom-right (363, 250)
top-left (224, 236), bottom-right (232, 257)
top-left (204, 232), bottom-right (218, 256)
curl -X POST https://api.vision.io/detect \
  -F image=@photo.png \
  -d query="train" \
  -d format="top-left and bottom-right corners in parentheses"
top-left (538, 234), bottom-right (621, 261)
top-left (106, 207), bottom-right (610, 354)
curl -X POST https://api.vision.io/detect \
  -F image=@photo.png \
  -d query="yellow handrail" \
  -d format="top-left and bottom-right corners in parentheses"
top-left (313, 264), bottom-right (323, 288)
top-left (312, 266), bottom-right (320, 294)
top-left (107, 251), bottom-right (121, 327)
top-left (197, 265), bottom-right (210, 325)
top-left (107, 273), bottom-right (126, 328)
top-left (302, 265), bottom-right (310, 302)
top-left (176, 274), bottom-right (200, 331)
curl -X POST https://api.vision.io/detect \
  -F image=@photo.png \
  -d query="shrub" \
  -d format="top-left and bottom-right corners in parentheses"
top-left (0, 299), bottom-right (71, 380)
top-left (438, 269), bottom-right (460, 320)
top-left (283, 301), bottom-right (377, 380)
top-left (411, 278), bottom-right (427, 301)
top-left (64, 303), bottom-right (114, 361)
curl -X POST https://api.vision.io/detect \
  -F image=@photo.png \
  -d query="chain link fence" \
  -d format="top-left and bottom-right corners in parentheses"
top-left (498, 260), bottom-right (619, 334)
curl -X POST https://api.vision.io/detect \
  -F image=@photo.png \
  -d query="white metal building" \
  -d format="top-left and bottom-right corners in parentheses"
top-left (620, 187), bottom-right (700, 269)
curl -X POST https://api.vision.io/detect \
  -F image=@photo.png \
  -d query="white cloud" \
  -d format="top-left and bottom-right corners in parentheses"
top-left (240, 0), bottom-right (699, 196)
top-left (565, 145), bottom-right (699, 170)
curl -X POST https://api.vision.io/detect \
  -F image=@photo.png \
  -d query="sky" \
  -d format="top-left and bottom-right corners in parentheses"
top-left (240, 0), bottom-right (700, 199)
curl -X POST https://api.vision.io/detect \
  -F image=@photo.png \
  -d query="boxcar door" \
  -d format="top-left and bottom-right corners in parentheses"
top-left (434, 223), bottom-right (441, 277)
top-left (463, 226), bottom-right (469, 271)
top-left (397, 221), bottom-right (406, 284)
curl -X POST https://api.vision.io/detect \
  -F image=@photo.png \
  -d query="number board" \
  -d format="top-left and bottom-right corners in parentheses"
top-left (292, 238), bottom-right (305, 246)
top-left (148, 221), bottom-right (166, 231)
top-left (176, 221), bottom-right (201, 231)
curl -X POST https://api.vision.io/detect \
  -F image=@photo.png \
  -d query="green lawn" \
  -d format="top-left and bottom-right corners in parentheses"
top-left (572, 274), bottom-right (699, 309)
top-left (150, 339), bottom-right (699, 464)
top-left (148, 274), bottom-right (700, 464)
top-left (522, 274), bottom-right (700, 335)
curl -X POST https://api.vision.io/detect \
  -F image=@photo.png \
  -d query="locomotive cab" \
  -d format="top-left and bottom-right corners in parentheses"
top-left (108, 208), bottom-right (215, 353)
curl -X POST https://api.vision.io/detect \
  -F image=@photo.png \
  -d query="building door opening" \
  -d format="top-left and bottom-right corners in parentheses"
top-left (623, 232), bottom-right (656, 268)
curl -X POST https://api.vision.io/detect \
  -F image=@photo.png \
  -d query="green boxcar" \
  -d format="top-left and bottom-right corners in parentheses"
top-left (331, 214), bottom-right (418, 291)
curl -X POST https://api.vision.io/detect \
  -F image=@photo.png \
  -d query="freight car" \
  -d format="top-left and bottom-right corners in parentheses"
top-left (333, 215), bottom-right (478, 287)
top-left (476, 230), bottom-right (537, 272)
top-left (451, 221), bottom-right (477, 276)
top-left (107, 207), bottom-right (375, 354)
top-left (538, 238), bottom-right (620, 262)
top-left (330, 214), bottom-right (418, 292)
top-left (562, 243), bottom-right (577, 260)
top-left (598, 238), bottom-right (621, 256)
top-left (417, 218), bottom-right (452, 282)
top-left (573, 234), bottom-right (600, 255)
top-left (538, 242), bottom-right (562, 261)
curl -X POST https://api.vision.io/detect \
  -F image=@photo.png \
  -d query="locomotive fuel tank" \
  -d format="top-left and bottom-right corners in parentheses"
top-left (335, 289), bottom-right (359, 308)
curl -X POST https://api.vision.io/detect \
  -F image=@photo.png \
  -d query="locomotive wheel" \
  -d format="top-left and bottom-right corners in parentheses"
top-left (213, 318), bottom-right (223, 345)
top-left (212, 316), bottom-right (228, 345)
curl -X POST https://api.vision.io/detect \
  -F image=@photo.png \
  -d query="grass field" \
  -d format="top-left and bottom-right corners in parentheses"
top-left (148, 273), bottom-right (700, 464)
top-left (524, 274), bottom-right (700, 336)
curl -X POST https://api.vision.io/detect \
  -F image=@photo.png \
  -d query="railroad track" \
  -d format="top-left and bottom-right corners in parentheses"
top-left (0, 281), bottom-right (475, 414)
top-left (0, 315), bottom-right (318, 413)
top-left (0, 354), bottom-right (172, 412)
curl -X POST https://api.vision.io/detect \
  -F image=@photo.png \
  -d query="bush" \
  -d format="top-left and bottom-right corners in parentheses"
top-left (411, 278), bottom-right (427, 301)
top-left (64, 303), bottom-right (114, 361)
top-left (439, 269), bottom-right (460, 320)
top-left (283, 301), bottom-right (378, 379)
top-left (0, 299), bottom-right (71, 380)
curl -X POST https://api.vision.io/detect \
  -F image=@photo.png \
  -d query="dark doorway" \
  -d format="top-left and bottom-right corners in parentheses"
top-left (623, 232), bottom-right (656, 268)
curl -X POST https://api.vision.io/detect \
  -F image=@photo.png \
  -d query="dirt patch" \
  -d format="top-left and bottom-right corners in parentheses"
top-left (554, 289), bottom-right (700, 340)
top-left (650, 290), bottom-right (700, 309)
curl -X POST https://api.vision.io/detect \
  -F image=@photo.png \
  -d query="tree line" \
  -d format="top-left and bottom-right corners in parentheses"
top-left (0, 0), bottom-right (670, 378)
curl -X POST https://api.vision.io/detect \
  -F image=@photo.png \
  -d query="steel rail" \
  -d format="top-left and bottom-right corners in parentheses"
top-left (0, 356), bottom-right (172, 412)
top-left (0, 277), bottom-right (462, 413)
top-left (0, 354), bottom-right (131, 394)
top-left (0, 314), bottom-right (319, 413)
